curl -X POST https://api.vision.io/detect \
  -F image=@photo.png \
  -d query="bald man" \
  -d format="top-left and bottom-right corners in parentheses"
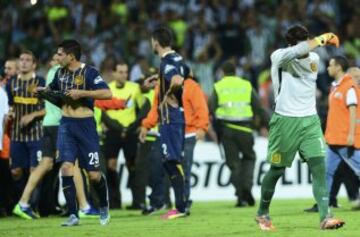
top-left (4, 59), bottom-right (17, 80)
top-left (348, 67), bottom-right (360, 209)
top-left (349, 67), bottom-right (360, 86)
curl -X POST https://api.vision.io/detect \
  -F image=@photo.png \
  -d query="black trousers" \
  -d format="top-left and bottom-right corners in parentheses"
top-left (0, 159), bottom-right (14, 215)
top-left (220, 126), bottom-right (256, 202)
top-left (132, 140), bottom-right (153, 206)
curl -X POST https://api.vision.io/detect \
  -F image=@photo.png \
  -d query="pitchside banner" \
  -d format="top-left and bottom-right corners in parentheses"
top-left (118, 137), bottom-right (347, 202)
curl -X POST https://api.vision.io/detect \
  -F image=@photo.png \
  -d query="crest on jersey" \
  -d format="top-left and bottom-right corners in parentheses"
top-left (310, 62), bottom-right (318, 72)
top-left (74, 75), bottom-right (84, 85)
top-left (271, 153), bottom-right (281, 164)
top-left (27, 81), bottom-right (38, 94)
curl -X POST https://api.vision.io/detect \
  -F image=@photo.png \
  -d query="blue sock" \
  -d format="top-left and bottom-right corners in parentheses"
top-left (62, 176), bottom-right (77, 217)
top-left (93, 173), bottom-right (109, 208)
top-left (14, 176), bottom-right (27, 202)
top-left (163, 161), bottom-right (186, 213)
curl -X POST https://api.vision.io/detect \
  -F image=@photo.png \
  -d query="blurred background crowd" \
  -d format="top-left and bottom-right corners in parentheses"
top-left (1, 0), bottom-right (359, 103)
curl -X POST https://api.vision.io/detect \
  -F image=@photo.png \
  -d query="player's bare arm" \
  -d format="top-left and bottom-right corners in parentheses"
top-left (161, 75), bottom-right (184, 108)
top-left (65, 89), bottom-right (112, 100)
top-left (144, 74), bottom-right (158, 88)
top-left (62, 89), bottom-right (112, 118)
top-left (272, 31), bottom-right (340, 65)
top-left (347, 105), bottom-right (356, 146)
top-left (169, 75), bottom-right (184, 92)
top-left (20, 109), bottom-right (46, 127)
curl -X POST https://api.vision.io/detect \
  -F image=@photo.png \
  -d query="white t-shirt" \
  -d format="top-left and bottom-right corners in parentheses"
top-left (0, 86), bottom-right (9, 150)
top-left (271, 42), bottom-right (319, 117)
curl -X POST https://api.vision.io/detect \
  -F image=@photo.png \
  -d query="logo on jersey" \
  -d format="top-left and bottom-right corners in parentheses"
top-left (74, 75), bottom-right (84, 85)
top-left (27, 81), bottom-right (39, 94)
top-left (94, 76), bottom-right (104, 84)
top-left (271, 153), bottom-right (282, 164)
top-left (164, 64), bottom-right (176, 74)
top-left (310, 62), bottom-right (318, 72)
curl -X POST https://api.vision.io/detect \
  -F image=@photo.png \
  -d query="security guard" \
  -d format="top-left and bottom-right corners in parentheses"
top-left (131, 70), bottom-right (161, 209)
top-left (209, 60), bottom-right (269, 207)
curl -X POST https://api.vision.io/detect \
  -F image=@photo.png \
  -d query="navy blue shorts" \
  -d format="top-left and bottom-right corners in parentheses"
top-left (10, 140), bottom-right (42, 169)
top-left (159, 107), bottom-right (185, 162)
top-left (57, 117), bottom-right (100, 171)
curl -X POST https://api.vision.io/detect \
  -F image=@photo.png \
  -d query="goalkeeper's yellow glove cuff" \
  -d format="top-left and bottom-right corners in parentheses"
top-left (315, 35), bottom-right (326, 46)
top-left (315, 33), bottom-right (339, 48)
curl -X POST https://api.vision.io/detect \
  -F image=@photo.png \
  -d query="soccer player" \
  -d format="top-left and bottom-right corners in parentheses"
top-left (13, 54), bottom-right (99, 220)
top-left (5, 50), bottom-right (46, 203)
top-left (139, 26), bottom-right (189, 219)
top-left (141, 76), bottom-right (209, 215)
top-left (255, 25), bottom-right (345, 230)
top-left (36, 40), bottom-right (112, 226)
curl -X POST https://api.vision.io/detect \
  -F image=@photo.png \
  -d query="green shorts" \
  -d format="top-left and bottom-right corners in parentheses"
top-left (267, 113), bottom-right (326, 167)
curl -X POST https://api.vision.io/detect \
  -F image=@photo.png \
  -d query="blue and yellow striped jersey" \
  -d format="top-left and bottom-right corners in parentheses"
top-left (6, 74), bottom-right (45, 142)
top-left (48, 63), bottom-right (108, 110)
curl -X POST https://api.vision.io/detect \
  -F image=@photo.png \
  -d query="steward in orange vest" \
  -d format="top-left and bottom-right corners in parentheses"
top-left (325, 73), bottom-right (360, 147)
top-left (322, 57), bottom-right (360, 212)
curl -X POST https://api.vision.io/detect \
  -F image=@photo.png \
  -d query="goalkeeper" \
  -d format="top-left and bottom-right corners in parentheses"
top-left (255, 25), bottom-right (344, 231)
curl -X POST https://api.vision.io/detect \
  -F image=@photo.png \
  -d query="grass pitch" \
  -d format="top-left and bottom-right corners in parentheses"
top-left (1, 199), bottom-right (359, 237)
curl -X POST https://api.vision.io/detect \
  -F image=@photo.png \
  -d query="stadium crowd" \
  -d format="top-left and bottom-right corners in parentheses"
top-left (1, 0), bottom-right (359, 96)
top-left (0, 0), bottom-right (360, 228)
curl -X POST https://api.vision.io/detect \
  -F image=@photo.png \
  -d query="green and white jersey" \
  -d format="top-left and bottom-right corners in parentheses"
top-left (43, 65), bottom-right (62, 127)
top-left (270, 42), bottom-right (320, 117)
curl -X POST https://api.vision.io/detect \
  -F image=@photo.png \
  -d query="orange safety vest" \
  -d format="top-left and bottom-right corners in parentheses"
top-left (325, 74), bottom-right (360, 148)
top-left (0, 122), bottom-right (11, 159)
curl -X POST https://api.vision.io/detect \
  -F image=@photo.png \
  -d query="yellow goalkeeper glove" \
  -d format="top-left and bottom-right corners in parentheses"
top-left (315, 33), bottom-right (340, 48)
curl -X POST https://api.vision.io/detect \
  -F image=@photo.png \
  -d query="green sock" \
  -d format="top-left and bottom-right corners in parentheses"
top-left (257, 166), bottom-right (285, 216)
top-left (307, 157), bottom-right (331, 221)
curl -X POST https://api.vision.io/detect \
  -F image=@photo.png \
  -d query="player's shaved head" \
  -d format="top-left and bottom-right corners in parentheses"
top-left (4, 58), bottom-right (18, 78)
top-left (285, 25), bottom-right (309, 46)
top-left (347, 67), bottom-right (360, 74)
top-left (348, 67), bottom-right (360, 85)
